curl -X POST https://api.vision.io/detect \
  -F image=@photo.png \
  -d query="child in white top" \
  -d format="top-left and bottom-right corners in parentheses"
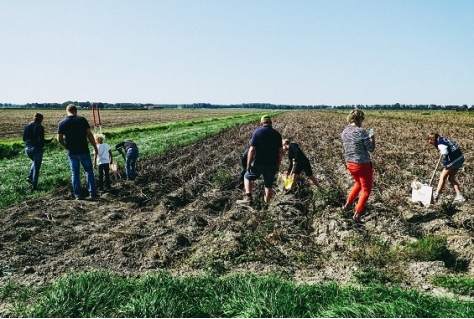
top-left (94, 134), bottom-right (113, 192)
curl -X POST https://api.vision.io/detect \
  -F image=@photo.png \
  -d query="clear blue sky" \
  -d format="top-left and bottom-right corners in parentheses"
top-left (1, 0), bottom-right (473, 105)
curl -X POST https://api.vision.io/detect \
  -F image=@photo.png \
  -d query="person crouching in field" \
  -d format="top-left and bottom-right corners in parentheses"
top-left (341, 109), bottom-right (375, 223)
top-left (22, 113), bottom-right (54, 191)
top-left (428, 133), bottom-right (465, 203)
top-left (282, 139), bottom-right (321, 191)
top-left (115, 139), bottom-right (139, 180)
top-left (94, 133), bottom-right (113, 192)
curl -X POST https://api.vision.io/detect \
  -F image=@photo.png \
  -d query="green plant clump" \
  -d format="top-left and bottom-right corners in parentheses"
top-left (432, 275), bottom-right (474, 296)
top-left (401, 236), bottom-right (451, 262)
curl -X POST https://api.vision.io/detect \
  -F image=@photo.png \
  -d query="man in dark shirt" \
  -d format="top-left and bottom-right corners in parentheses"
top-left (57, 104), bottom-right (98, 200)
top-left (237, 115), bottom-right (283, 204)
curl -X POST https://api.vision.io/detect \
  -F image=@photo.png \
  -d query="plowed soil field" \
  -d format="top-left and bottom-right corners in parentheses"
top-left (1, 110), bottom-right (474, 304)
top-left (0, 108), bottom-right (253, 140)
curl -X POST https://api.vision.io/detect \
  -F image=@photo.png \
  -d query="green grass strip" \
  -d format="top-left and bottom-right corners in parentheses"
top-left (0, 112), bottom-right (279, 210)
top-left (9, 271), bottom-right (474, 318)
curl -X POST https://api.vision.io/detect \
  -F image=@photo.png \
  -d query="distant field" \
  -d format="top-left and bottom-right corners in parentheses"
top-left (0, 108), bottom-right (257, 140)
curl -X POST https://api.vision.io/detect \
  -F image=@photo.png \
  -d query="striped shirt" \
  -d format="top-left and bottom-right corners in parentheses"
top-left (341, 125), bottom-right (374, 163)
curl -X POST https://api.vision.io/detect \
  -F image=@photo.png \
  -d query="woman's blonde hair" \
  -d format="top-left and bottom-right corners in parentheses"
top-left (347, 109), bottom-right (365, 124)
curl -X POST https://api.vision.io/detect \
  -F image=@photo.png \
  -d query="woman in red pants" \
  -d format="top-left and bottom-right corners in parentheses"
top-left (341, 109), bottom-right (376, 222)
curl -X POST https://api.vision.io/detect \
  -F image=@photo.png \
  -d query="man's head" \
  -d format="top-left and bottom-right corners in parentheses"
top-left (260, 115), bottom-right (272, 125)
top-left (282, 138), bottom-right (290, 151)
top-left (66, 104), bottom-right (78, 115)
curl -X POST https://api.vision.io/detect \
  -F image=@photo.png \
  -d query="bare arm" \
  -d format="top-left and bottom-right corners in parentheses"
top-left (57, 133), bottom-right (66, 149)
top-left (277, 147), bottom-right (283, 167)
top-left (247, 146), bottom-right (256, 171)
top-left (86, 129), bottom-right (98, 154)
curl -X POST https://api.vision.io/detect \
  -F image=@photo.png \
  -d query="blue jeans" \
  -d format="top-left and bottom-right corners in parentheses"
top-left (68, 154), bottom-right (96, 198)
top-left (25, 146), bottom-right (43, 189)
top-left (125, 148), bottom-right (139, 180)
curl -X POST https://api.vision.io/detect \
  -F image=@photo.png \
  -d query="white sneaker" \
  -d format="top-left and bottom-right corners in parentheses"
top-left (433, 191), bottom-right (439, 202)
top-left (454, 194), bottom-right (466, 202)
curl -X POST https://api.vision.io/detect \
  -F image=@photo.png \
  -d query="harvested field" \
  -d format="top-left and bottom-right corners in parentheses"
top-left (1, 110), bottom-right (474, 308)
top-left (0, 108), bottom-right (253, 140)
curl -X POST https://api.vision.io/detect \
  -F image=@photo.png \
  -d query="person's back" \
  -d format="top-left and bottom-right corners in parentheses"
top-left (96, 142), bottom-right (111, 164)
top-left (238, 115), bottom-right (283, 205)
top-left (116, 140), bottom-right (138, 152)
top-left (437, 136), bottom-right (463, 167)
top-left (58, 114), bottom-right (91, 155)
top-left (287, 142), bottom-right (309, 163)
top-left (23, 121), bottom-right (46, 148)
top-left (251, 125), bottom-right (282, 167)
top-left (341, 125), bottom-right (373, 164)
top-left (116, 139), bottom-right (139, 180)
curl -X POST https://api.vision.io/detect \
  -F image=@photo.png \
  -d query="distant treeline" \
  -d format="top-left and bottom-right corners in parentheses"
top-left (0, 101), bottom-right (472, 111)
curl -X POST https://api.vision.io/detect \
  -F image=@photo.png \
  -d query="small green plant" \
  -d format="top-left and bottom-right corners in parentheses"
top-left (431, 275), bottom-right (474, 296)
top-left (353, 266), bottom-right (398, 286)
top-left (211, 170), bottom-right (234, 189)
top-left (400, 236), bottom-right (451, 262)
top-left (313, 187), bottom-right (345, 212)
top-left (348, 236), bottom-right (395, 267)
top-left (0, 280), bottom-right (36, 302)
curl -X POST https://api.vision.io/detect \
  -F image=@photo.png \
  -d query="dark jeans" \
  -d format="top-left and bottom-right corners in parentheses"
top-left (98, 163), bottom-right (111, 190)
top-left (25, 146), bottom-right (43, 189)
top-left (125, 148), bottom-right (139, 180)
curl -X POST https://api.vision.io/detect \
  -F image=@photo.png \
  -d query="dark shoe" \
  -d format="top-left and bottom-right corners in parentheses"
top-left (353, 211), bottom-right (363, 223)
top-left (26, 178), bottom-right (33, 184)
top-left (88, 194), bottom-right (100, 201)
top-left (75, 197), bottom-right (85, 200)
top-left (31, 187), bottom-right (39, 192)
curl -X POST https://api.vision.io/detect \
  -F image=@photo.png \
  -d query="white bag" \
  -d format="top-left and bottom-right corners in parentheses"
top-left (411, 183), bottom-right (434, 207)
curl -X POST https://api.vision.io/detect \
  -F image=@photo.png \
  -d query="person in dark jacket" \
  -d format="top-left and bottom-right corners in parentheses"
top-left (282, 139), bottom-right (321, 191)
top-left (22, 113), bottom-right (53, 191)
top-left (115, 139), bottom-right (139, 180)
top-left (428, 133), bottom-right (465, 202)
